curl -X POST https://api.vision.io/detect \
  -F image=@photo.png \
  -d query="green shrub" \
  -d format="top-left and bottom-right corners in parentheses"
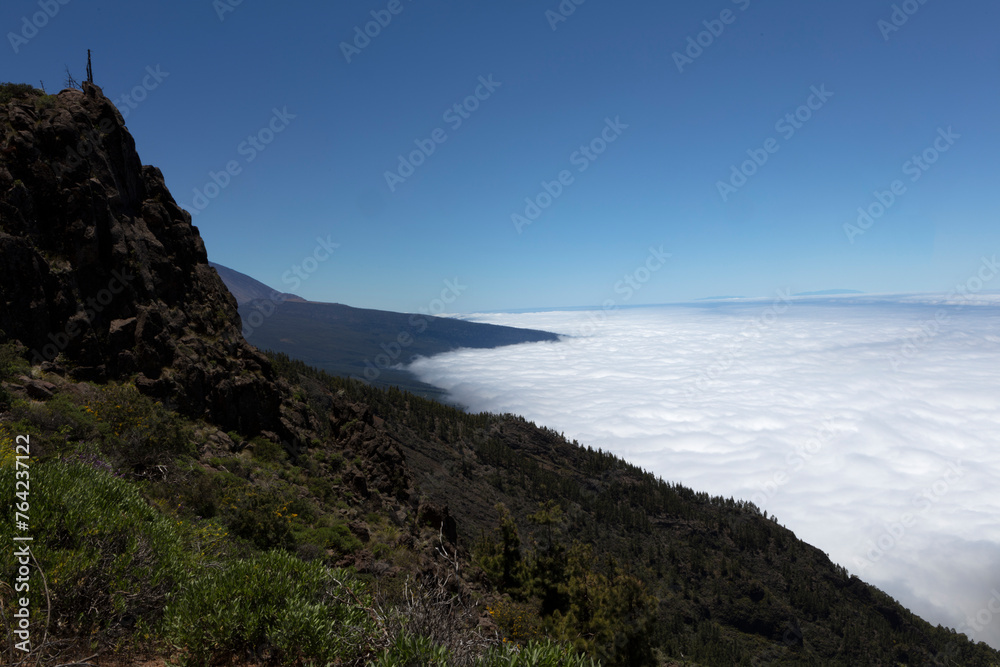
top-left (307, 473), bottom-right (335, 502)
top-left (373, 631), bottom-right (452, 666)
top-left (0, 342), bottom-right (28, 408)
top-left (303, 521), bottom-right (362, 555)
top-left (0, 381), bottom-right (10, 410)
top-left (250, 435), bottom-right (286, 463)
top-left (0, 82), bottom-right (36, 104)
top-left (163, 550), bottom-right (375, 665)
top-left (476, 639), bottom-right (601, 666)
top-left (85, 383), bottom-right (195, 473)
top-left (487, 597), bottom-right (544, 644)
top-left (33, 94), bottom-right (56, 110)
top-left (0, 341), bottom-right (27, 381)
top-left (217, 483), bottom-right (296, 551)
top-left (0, 455), bottom-right (188, 643)
top-left (373, 634), bottom-right (599, 667)
top-left (207, 454), bottom-right (251, 479)
top-left (14, 392), bottom-right (99, 445)
top-left (162, 467), bottom-right (220, 519)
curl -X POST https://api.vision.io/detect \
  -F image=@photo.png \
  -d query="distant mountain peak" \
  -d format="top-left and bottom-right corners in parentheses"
top-left (792, 289), bottom-right (865, 296)
top-left (209, 262), bottom-right (304, 306)
top-left (210, 266), bottom-right (560, 398)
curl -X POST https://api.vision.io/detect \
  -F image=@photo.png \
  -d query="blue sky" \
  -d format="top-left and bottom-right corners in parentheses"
top-left (3, 0), bottom-right (998, 312)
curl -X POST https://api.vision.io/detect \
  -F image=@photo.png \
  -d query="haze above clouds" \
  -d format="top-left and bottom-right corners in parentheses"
top-left (408, 296), bottom-right (1000, 648)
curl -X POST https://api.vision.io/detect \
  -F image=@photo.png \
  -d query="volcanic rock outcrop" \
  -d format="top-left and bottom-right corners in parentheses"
top-left (0, 83), bottom-right (284, 438)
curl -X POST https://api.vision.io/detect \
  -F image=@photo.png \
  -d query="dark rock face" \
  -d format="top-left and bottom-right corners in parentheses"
top-left (418, 501), bottom-right (458, 544)
top-left (0, 83), bottom-right (284, 438)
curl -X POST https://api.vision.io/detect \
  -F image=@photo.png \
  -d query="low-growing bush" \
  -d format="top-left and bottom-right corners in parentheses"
top-left (208, 454), bottom-right (252, 479)
top-left (163, 550), bottom-right (375, 665)
top-left (327, 450), bottom-right (345, 471)
top-left (13, 393), bottom-right (98, 446)
top-left (373, 634), bottom-right (600, 667)
top-left (34, 94), bottom-right (56, 110)
top-left (250, 435), bottom-right (286, 463)
top-left (0, 341), bottom-right (28, 381)
top-left (177, 468), bottom-right (219, 518)
top-left (476, 639), bottom-right (602, 666)
top-left (488, 596), bottom-right (544, 644)
top-left (304, 521), bottom-right (362, 555)
top-left (85, 383), bottom-right (195, 474)
top-left (373, 631), bottom-right (452, 666)
top-left (0, 454), bottom-right (188, 645)
top-left (217, 483), bottom-right (297, 551)
top-left (307, 473), bottom-right (335, 502)
top-left (0, 82), bottom-right (36, 104)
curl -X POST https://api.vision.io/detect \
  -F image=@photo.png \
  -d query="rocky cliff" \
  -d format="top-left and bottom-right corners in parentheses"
top-left (0, 83), bottom-right (284, 438)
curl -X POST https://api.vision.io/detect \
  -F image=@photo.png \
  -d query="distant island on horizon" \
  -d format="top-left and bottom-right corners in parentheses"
top-left (696, 289), bottom-right (865, 301)
top-left (793, 289), bottom-right (866, 296)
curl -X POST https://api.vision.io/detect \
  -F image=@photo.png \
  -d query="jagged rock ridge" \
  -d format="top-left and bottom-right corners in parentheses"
top-left (0, 83), bottom-right (284, 438)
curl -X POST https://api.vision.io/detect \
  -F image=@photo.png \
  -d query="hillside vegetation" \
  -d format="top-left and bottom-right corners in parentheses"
top-left (1, 343), bottom-right (997, 665)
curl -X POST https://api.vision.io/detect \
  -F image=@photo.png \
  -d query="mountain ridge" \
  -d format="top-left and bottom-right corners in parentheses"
top-left (210, 263), bottom-right (561, 398)
top-left (0, 81), bottom-right (297, 441)
top-left (208, 261), bottom-right (305, 305)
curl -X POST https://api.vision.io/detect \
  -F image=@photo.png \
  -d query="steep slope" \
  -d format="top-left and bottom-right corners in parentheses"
top-left (237, 299), bottom-right (561, 393)
top-left (263, 356), bottom-right (1000, 666)
top-left (210, 263), bottom-right (560, 397)
top-left (208, 261), bottom-right (304, 305)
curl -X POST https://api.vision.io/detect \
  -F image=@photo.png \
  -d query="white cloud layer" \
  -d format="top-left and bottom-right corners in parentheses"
top-left (408, 295), bottom-right (1000, 649)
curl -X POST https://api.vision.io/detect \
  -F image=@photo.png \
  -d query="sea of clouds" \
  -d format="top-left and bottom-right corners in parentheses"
top-left (407, 294), bottom-right (1000, 649)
